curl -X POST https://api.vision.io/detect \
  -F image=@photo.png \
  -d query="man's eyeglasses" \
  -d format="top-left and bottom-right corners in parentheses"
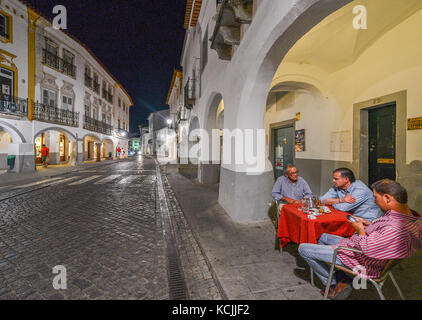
top-left (288, 171), bottom-right (299, 175)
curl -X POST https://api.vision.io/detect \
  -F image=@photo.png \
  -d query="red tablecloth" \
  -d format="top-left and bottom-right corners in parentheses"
top-left (277, 204), bottom-right (356, 248)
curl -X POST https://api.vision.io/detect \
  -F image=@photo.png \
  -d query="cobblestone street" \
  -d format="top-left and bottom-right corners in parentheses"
top-left (0, 157), bottom-right (221, 300)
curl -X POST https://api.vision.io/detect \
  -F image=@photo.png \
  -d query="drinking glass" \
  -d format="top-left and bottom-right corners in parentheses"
top-left (297, 199), bottom-right (303, 211)
top-left (302, 199), bottom-right (309, 214)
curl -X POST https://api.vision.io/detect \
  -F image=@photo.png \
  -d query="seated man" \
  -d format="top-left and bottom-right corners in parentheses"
top-left (298, 179), bottom-right (422, 299)
top-left (320, 168), bottom-right (382, 222)
top-left (272, 164), bottom-right (313, 206)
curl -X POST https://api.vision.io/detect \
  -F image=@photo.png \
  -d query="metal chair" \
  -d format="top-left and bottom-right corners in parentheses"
top-left (323, 246), bottom-right (405, 300)
top-left (274, 200), bottom-right (285, 253)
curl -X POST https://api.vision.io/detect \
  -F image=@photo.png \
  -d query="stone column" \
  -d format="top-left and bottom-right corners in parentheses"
top-left (76, 140), bottom-right (84, 165)
top-left (96, 142), bottom-right (101, 162)
top-left (7, 143), bottom-right (36, 173)
top-left (48, 131), bottom-right (60, 165)
top-left (70, 141), bottom-right (77, 166)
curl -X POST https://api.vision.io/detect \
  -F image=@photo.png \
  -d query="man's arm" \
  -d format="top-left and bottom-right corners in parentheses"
top-left (346, 225), bottom-right (410, 260)
top-left (332, 187), bottom-right (369, 212)
top-left (271, 178), bottom-right (283, 201)
top-left (272, 178), bottom-right (297, 204)
top-left (320, 188), bottom-right (339, 205)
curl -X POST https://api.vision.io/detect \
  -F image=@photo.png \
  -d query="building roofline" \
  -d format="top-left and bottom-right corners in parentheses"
top-left (19, 0), bottom-right (134, 106)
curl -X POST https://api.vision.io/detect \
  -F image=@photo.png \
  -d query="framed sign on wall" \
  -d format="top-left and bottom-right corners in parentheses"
top-left (295, 129), bottom-right (305, 152)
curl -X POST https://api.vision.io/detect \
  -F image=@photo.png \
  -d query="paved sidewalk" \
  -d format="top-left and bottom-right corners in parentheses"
top-left (162, 164), bottom-right (322, 300)
top-left (162, 163), bottom-right (422, 300)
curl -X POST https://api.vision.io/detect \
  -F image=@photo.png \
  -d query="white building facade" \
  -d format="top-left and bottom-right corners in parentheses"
top-left (180, 0), bottom-right (422, 222)
top-left (0, 0), bottom-right (132, 172)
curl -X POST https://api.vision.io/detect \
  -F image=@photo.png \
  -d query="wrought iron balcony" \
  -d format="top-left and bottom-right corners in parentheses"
top-left (42, 49), bottom-right (76, 78)
top-left (83, 115), bottom-right (113, 135)
top-left (184, 77), bottom-right (196, 108)
top-left (33, 102), bottom-right (79, 127)
top-left (0, 96), bottom-right (28, 117)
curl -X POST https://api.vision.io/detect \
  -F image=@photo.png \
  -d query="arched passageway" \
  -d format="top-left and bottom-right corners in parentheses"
top-left (83, 135), bottom-right (101, 162)
top-left (221, 0), bottom-right (422, 221)
top-left (0, 131), bottom-right (12, 170)
top-left (34, 128), bottom-right (77, 167)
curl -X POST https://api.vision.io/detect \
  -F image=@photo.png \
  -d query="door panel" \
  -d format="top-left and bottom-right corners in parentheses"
top-left (368, 104), bottom-right (396, 186)
top-left (273, 126), bottom-right (294, 179)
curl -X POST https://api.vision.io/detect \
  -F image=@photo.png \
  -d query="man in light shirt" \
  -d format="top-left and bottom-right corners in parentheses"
top-left (272, 164), bottom-right (313, 205)
top-left (320, 168), bottom-right (382, 222)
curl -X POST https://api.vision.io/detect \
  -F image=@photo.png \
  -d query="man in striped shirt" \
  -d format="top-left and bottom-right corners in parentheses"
top-left (298, 179), bottom-right (422, 299)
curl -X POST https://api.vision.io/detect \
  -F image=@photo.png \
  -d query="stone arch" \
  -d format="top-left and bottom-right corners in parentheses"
top-left (0, 120), bottom-right (26, 143)
top-left (234, 0), bottom-right (352, 132)
top-left (218, 0), bottom-right (353, 222)
top-left (101, 138), bottom-right (114, 159)
top-left (34, 126), bottom-right (77, 142)
top-left (83, 133), bottom-right (101, 161)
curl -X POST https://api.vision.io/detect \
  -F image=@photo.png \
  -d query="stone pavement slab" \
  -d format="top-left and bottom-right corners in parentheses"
top-left (163, 164), bottom-right (422, 300)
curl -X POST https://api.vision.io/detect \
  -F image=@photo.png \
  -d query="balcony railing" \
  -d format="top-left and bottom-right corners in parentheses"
top-left (0, 96), bottom-right (28, 117)
top-left (85, 74), bottom-right (93, 89)
top-left (184, 77), bottom-right (196, 108)
top-left (33, 102), bottom-right (79, 127)
top-left (42, 49), bottom-right (76, 78)
top-left (83, 115), bottom-right (113, 135)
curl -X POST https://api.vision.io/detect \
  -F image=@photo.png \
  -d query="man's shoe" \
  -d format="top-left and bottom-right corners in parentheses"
top-left (320, 285), bottom-right (335, 299)
top-left (332, 282), bottom-right (352, 300)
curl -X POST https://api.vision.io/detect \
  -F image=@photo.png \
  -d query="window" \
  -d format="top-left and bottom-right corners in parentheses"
top-left (42, 88), bottom-right (56, 107)
top-left (62, 95), bottom-right (73, 111)
top-left (93, 74), bottom-right (99, 93)
top-left (85, 104), bottom-right (91, 117)
top-left (63, 49), bottom-right (74, 65)
top-left (102, 112), bottom-right (106, 122)
top-left (0, 67), bottom-right (14, 100)
top-left (118, 119), bottom-right (121, 130)
top-left (107, 115), bottom-right (111, 125)
top-left (0, 11), bottom-right (11, 41)
top-left (118, 97), bottom-right (121, 107)
top-left (45, 38), bottom-right (58, 55)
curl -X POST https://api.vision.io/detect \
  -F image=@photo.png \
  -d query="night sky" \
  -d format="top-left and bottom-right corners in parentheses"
top-left (25, 0), bottom-right (187, 133)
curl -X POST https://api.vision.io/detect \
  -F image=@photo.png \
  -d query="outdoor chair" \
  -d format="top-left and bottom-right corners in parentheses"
top-left (319, 246), bottom-right (405, 300)
top-left (274, 200), bottom-right (285, 253)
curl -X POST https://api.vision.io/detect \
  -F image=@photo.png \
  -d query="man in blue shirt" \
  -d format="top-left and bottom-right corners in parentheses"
top-left (272, 164), bottom-right (313, 204)
top-left (320, 168), bottom-right (382, 222)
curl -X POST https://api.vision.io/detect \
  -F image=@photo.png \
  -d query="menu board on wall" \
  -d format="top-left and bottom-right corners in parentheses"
top-left (295, 129), bottom-right (305, 152)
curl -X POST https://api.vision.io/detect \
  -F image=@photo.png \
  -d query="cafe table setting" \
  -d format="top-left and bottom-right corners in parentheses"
top-left (277, 198), bottom-right (356, 248)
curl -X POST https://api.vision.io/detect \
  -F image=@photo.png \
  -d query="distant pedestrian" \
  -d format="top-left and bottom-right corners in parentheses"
top-left (41, 144), bottom-right (49, 168)
top-left (117, 147), bottom-right (121, 159)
